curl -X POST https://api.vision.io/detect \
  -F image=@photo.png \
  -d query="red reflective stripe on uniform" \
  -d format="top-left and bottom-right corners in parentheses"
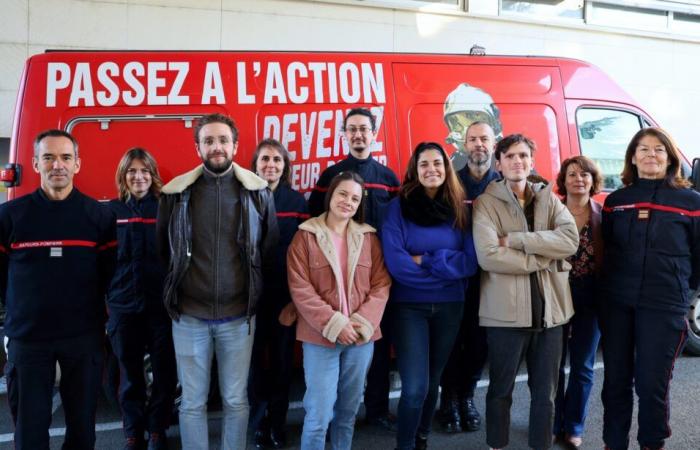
top-left (364, 183), bottom-right (400, 192)
top-left (10, 240), bottom-right (98, 249)
top-left (116, 217), bottom-right (157, 224)
top-left (603, 202), bottom-right (700, 217)
top-left (276, 212), bottom-right (310, 219)
top-left (663, 324), bottom-right (688, 435)
top-left (98, 240), bottom-right (118, 251)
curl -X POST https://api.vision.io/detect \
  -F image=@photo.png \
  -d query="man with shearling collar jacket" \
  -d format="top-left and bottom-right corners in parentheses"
top-left (472, 134), bottom-right (578, 450)
top-left (156, 113), bottom-right (277, 450)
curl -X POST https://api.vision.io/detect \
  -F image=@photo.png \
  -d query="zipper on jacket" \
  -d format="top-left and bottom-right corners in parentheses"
top-left (214, 176), bottom-right (220, 319)
top-left (244, 191), bottom-right (252, 328)
top-left (637, 185), bottom-right (655, 305)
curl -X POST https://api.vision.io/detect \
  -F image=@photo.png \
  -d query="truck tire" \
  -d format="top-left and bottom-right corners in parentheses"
top-left (685, 289), bottom-right (700, 356)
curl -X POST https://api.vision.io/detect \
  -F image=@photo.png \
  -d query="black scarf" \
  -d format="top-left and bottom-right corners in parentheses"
top-left (400, 187), bottom-right (453, 227)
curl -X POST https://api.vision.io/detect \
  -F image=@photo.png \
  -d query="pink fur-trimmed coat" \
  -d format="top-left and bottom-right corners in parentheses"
top-left (286, 214), bottom-right (391, 348)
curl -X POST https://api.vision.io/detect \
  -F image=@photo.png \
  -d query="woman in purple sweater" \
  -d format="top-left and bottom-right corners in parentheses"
top-left (382, 142), bottom-right (479, 450)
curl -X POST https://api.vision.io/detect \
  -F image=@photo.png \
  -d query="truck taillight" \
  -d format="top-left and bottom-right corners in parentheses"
top-left (0, 164), bottom-right (21, 187)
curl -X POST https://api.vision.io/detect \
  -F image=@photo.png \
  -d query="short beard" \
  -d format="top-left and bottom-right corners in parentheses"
top-left (350, 145), bottom-right (370, 158)
top-left (203, 158), bottom-right (233, 174)
top-left (467, 153), bottom-right (490, 168)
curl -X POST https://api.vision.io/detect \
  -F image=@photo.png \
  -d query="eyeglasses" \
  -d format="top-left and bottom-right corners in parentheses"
top-left (344, 126), bottom-right (373, 135)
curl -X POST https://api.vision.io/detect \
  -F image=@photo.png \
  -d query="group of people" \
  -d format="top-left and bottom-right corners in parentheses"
top-left (0, 107), bottom-right (697, 450)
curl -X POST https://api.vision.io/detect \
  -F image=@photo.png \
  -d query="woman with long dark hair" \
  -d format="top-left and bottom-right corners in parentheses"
top-left (600, 127), bottom-right (700, 450)
top-left (249, 138), bottom-right (308, 449)
top-left (381, 142), bottom-right (478, 450)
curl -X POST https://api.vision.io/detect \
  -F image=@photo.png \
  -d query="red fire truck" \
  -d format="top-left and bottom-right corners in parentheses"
top-left (4, 50), bottom-right (700, 354)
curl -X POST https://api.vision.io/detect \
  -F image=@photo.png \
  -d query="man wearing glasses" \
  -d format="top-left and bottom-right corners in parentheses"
top-left (308, 107), bottom-right (401, 431)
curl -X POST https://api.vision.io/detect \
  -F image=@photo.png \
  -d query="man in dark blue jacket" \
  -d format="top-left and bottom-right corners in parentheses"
top-left (308, 107), bottom-right (400, 430)
top-left (439, 121), bottom-right (501, 434)
top-left (0, 129), bottom-right (116, 450)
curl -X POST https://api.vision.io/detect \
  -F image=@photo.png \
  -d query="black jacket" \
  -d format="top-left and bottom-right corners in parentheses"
top-left (601, 179), bottom-right (700, 314)
top-left (458, 166), bottom-right (502, 202)
top-left (106, 193), bottom-right (164, 314)
top-left (0, 188), bottom-right (116, 341)
top-left (308, 155), bottom-right (399, 232)
top-left (156, 164), bottom-right (278, 321)
top-left (262, 183), bottom-right (308, 314)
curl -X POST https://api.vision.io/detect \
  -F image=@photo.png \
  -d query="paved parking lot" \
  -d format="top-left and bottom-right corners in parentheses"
top-left (0, 351), bottom-right (698, 449)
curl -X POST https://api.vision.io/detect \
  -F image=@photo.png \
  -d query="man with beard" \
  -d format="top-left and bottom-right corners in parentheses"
top-left (438, 121), bottom-right (501, 434)
top-left (157, 113), bottom-right (277, 450)
top-left (309, 107), bottom-right (400, 431)
top-left (0, 129), bottom-right (116, 449)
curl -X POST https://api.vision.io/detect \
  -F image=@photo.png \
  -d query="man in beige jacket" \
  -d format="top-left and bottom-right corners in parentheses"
top-left (472, 134), bottom-right (578, 450)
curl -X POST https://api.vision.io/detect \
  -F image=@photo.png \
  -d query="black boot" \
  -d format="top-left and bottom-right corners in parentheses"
top-left (415, 433), bottom-right (428, 450)
top-left (460, 397), bottom-right (481, 432)
top-left (269, 427), bottom-right (287, 449)
top-left (438, 390), bottom-right (462, 433)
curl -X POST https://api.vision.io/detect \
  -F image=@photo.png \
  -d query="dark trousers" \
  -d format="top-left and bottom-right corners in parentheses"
top-left (486, 326), bottom-right (563, 450)
top-left (440, 279), bottom-right (487, 398)
top-left (599, 302), bottom-right (687, 450)
top-left (392, 302), bottom-right (463, 450)
top-left (249, 308), bottom-right (296, 432)
top-left (6, 332), bottom-right (103, 450)
top-left (108, 309), bottom-right (177, 439)
top-left (553, 278), bottom-right (601, 438)
top-left (363, 312), bottom-right (393, 419)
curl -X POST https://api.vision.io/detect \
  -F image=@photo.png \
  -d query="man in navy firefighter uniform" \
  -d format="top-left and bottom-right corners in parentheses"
top-left (0, 129), bottom-right (116, 450)
top-left (308, 107), bottom-right (400, 430)
top-left (438, 121), bottom-right (501, 433)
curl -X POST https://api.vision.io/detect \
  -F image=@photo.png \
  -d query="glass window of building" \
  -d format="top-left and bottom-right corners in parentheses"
top-left (500, 0), bottom-right (584, 20)
top-left (673, 11), bottom-right (700, 35)
top-left (372, 0), bottom-right (460, 5)
top-left (588, 2), bottom-right (668, 32)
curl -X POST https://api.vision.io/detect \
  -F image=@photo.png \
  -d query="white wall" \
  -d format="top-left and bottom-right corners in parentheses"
top-left (1, 0), bottom-right (699, 159)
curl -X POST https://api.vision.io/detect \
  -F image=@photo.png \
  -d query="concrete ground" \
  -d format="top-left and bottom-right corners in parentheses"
top-left (0, 351), bottom-right (698, 449)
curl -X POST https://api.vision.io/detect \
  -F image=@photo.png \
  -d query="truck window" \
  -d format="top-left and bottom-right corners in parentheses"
top-left (66, 114), bottom-right (210, 200)
top-left (576, 108), bottom-right (642, 191)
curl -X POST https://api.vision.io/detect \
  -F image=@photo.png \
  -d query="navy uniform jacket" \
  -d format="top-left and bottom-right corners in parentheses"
top-left (0, 188), bottom-right (116, 341)
top-left (458, 166), bottom-right (502, 204)
top-left (106, 192), bottom-right (164, 314)
top-left (308, 155), bottom-right (400, 232)
top-left (601, 179), bottom-right (700, 314)
top-left (262, 183), bottom-right (308, 313)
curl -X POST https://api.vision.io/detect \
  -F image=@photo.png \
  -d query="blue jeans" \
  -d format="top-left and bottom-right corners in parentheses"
top-left (392, 302), bottom-right (463, 450)
top-left (172, 314), bottom-right (255, 450)
top-left (554, 278), bottom-right (601, 438)
top-left (301, 341), bottom-right (374, 450)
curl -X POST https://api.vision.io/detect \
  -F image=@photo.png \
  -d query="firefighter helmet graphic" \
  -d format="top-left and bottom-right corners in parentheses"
top-left (444, 83), bottom-right (503, 171)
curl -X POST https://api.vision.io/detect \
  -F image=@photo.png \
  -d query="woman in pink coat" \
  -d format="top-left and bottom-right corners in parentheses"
top-left (286, 171), bottom-right (391, 450)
